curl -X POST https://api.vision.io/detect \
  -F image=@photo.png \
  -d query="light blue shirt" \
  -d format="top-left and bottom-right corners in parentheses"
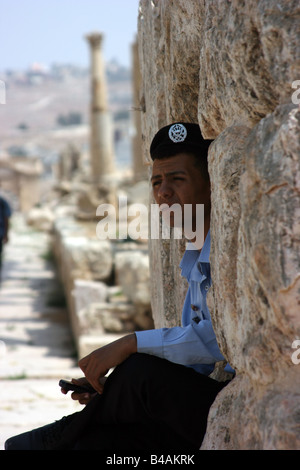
top-left (136, 231), bottom-right (234, 376)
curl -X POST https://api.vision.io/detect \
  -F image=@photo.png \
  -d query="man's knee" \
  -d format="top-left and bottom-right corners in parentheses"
top-left (116, 353), bottom-right (157, 378)
top-left (107, 353), bottom-right (162, 391)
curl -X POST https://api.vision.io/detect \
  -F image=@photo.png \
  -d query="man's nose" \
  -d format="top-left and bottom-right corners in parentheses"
top-left (157, 180), bottom-right (173, 200)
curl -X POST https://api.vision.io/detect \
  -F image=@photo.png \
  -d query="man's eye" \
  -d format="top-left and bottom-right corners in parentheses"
top-left (152, 181), bottom-right (161, 187)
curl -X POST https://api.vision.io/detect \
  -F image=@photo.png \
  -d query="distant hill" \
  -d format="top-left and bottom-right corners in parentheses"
top-left (0, 60), bottom-right (132, 153)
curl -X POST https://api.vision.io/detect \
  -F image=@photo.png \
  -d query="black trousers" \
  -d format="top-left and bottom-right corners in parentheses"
top-left (56, 353), bottom-right (228, 450)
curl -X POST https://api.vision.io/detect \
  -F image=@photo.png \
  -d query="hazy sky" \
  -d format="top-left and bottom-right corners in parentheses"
top-left (0, 0), bottom-right (140, 71)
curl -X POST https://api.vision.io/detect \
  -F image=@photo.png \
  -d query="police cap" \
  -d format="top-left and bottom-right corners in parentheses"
top-left (150, 122), bottom-right (213, 161)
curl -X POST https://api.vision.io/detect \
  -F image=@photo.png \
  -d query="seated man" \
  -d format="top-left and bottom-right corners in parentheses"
top-left (5, 123), bottom-right (234, 451)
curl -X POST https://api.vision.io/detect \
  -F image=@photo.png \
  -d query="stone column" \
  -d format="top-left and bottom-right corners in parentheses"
top-left (86, 32), bottom-right (115, 185)
top-left (131, 39), bottom-right (148, 182)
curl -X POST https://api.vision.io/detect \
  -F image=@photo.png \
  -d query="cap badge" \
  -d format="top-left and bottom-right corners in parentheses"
top-left (168, 123), bottom-right (187, 143)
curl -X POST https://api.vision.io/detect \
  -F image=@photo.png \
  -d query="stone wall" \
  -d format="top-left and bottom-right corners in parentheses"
top-left (52, 211), bottom-right (153, 359)
top-left (137, 0), bottom-right (300, 449)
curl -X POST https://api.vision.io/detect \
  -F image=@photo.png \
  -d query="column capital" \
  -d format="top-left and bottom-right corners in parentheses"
top-left (86, 32), bottom-right (103, 48)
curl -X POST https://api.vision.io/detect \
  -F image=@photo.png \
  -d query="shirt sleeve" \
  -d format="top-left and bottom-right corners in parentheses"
top-left (135, 320), bottom-right (225, 366)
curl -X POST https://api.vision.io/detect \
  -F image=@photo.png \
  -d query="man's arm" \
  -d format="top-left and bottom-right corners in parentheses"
top-left (135, 286), bottom-right (225, 368)
top-left (78, 333), bottom-right (137, 394)
top-left (135, 321), bottom-right (225, 367)
top-left (77, 305), bottom-right (224, 394)
top-left (78, 321), bottom-right (223, 397)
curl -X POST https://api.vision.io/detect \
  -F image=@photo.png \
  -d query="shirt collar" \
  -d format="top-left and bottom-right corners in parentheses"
top-left (180, 230), bottom-right (211, 280)
top-left (199, 229), bottom-right (210, 264)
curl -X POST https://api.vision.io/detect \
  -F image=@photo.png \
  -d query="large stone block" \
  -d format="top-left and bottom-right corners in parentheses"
top-left (138, 0), bottom-right (203, 163)
top-left (198, 0), bottom-right (300, 137)
top-left (138, 0), bottom-right (300, 449)
top-left (202, 370), bottom-right (300, 449)
top-left (71, 280), bottom-right (108, 338)
top-left (138, 0), bottom-right (198, 328)
top-left (203, 104), bottom-right (300, 449)
top-left (76, 302), bottom-right (136, 335)
top-left (115, 250), bottom-right (154, 330)
top-left (207, 125), bottom-right (251, 364)
top-left (115, 250), bottom-right (150, 305)
top-left (62, 236), bottom-right (113, 282)
top-left (236, 104), bottom-right (300, 381)
top-left (72, 279), bottom-right (108, 313)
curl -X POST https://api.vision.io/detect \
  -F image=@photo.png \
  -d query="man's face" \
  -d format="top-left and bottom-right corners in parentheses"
top-left (151, 153), bottom-right (211, 232)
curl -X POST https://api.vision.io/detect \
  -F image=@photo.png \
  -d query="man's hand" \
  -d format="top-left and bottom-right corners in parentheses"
top-left (78, 334), bottom-right (137, 394)
top-left (60, 377), bottom-right (100, 405)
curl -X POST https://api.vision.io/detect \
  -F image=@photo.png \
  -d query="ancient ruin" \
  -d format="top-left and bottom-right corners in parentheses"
top-left (1, 0), bottom-right (299, 451)
top-left (85, 32), bottom-right (116, 185)
top-left (0, 156), bottom-right (42, 213)
top-left (49, 30), bottom-right (152, 359)
top-left (137, 0), bottom-right (300, 450)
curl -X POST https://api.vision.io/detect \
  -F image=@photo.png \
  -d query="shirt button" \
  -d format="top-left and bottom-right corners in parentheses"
top-left (205, 285), bottom-right (209, 291)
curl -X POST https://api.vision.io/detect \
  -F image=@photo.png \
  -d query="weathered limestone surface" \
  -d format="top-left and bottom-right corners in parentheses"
top-left (138, 0), bottom-right (202, 162)
top-left (236, 104), bottom-right (300, 380)
top-left (198, 0), bottom-right (300, 138)
top-left (138, 0), bottom-right (201, 326)
top-left (207, 125), bottom-right (251, 364)
top-left (115, 251), bottom-right (149, 305)
top-left (138, 0), bottom-right (300, 450)
top-left (205, 104), bottom-right (300, 449)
